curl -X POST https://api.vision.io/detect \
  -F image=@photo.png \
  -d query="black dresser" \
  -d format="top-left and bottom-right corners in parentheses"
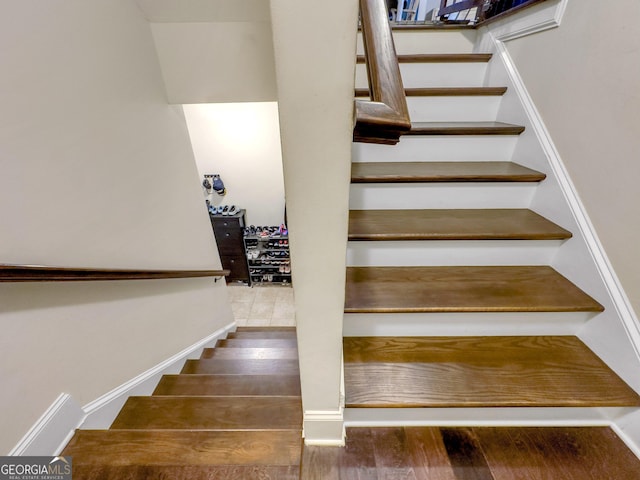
top-left (209, 210), bottom-right (250, 284)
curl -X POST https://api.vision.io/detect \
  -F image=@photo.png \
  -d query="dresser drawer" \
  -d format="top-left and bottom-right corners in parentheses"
top-left (221, 255), bottom-right (249, 283)
top-left (213, 227), bottom-right (244, 254)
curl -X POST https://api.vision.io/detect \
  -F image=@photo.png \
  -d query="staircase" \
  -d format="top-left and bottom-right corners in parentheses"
top-left (62, 327), bottom-right (302, 479)
top-left (344, 23), bottom-right (640, 473)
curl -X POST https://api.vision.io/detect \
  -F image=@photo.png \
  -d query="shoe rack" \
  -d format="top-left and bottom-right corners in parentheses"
top-left (243, 226), bottom-right (291, 286)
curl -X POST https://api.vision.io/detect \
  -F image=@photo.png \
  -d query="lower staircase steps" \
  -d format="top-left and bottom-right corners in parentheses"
top-left (351, 161), bottom-right (546, 183)
top-left (216, 337), bottom-right (298, 348)
top-left (227, 326), bottom-right (297, 338)
top-left (181, 357), bottom-right (300, 375)
top-left (345, 266), bottom-right (604, 313)
top-left (201, 346), bottom-right (299, 359)
top-left (348, 209), bottom-right (572, 241)
top-left (111, 396), bottom-right (302, 430)
top-left (343, 336), bottom-right (640, 408)
top-left (64, 430), bottom-right (302, 479)
top-left (154, 374), bottom-right (302, 396)
top-left (62, 327), bottom-right (302, 479)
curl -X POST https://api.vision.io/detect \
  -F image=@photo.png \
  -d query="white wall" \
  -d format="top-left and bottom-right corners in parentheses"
top-left (0, 0), bottom-right (233, 454)
top-left (150, 21), bottom-right (277, 104)
top-left (505, 0), bottom-right (640, 315)
top-left (183, 102), bottom-right (286, 227)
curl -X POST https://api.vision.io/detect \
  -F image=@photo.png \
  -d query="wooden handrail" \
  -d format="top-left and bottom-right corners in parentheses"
top-left (0, 264), bottom-right (230, 282)
top-left (354, 0), bottom-right (411, 145)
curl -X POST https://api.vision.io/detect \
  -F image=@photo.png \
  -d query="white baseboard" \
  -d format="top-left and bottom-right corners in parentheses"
top-left (82, 321), bottom-right (236, 429)
top-left (303, 409), bottom-right (346, 446)
top-left (9, 394), bottom-right (85, 456)
top-left (9, 322), bottom-right (235, 455)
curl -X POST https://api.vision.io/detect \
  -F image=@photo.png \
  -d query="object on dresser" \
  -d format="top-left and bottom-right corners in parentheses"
top-left (243, 224), bottom-right (291, 286)
top-left (209, 209), bottom-right (249, 284)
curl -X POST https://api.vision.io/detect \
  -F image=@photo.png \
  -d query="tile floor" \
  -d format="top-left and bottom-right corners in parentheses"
top-left (227, 285), bottom-right (296, 327)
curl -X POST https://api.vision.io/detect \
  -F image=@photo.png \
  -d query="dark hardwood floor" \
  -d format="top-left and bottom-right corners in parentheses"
top-left (301, 426), bottom-right (640, 479)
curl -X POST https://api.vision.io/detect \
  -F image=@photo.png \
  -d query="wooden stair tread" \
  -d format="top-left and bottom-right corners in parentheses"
top-left (216, 338), bottom-right (298, 348)
top-left (408, 121), bottom-right (525, 135)
top-left (69, 465), bottom-right (299, 480)
top-left (350, 161), bottom-right (546, 183)
top-left (181, 358), bottom-right (300, 375)
top-left (69, 465), bottom-right (300, 479)
top-left (111, 396), bottom-right (302, 430)
top-left (153, 374), bottom-right (301, 396)
top-left (227, 330), bottom-right (296, 340)
top-left (357, 53), bottom-right (493, 63)
top-left (63, 430), bottom-right (302, 466)
top-left (301, 426), bottom-right (640, 479)
top-left (355, 86), bottom-right (507, 97)
top-left (348, 209), bottom-right (571, 241)
top-left (343, 336), bottom-right (640, 408)
top-left (235, 326), bottom-right (296, 333)
top-left (345, 266), bottom-right (604, 313)
top-left (201, 347), bottom-right (298, 359)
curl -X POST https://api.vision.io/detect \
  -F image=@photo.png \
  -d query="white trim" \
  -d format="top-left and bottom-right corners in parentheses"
top-left (345, 407), bottom-right (633, 426)
top-left (81, 322), bottom-right (236, 429)
top-left (479, 0), bottom-right (569, 42)
top-left (9, 394), bottom-right (85, 456)
top-left (9, 322), bottom-right (236, 455)
top-left (490, 35), bottom-right (640, 365)
top-left (303, 408), bottom-right (346, 446)
top-left (612, 422), bottom-right (640, 461)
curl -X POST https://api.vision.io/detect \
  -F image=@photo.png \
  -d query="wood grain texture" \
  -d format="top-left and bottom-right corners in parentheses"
top-left (357, 53), bottom-right (493, 63)
top-left (408, 121), bottom-right (525, 135)
top-left (301, 427), bottom-right (640, 479)
top-left (350, 161), bottom-right (546, 183)
top-left (348, 209), bottom-right (572, 241)
top-left (475, 426), bottom-right (640, 480)
top-left (181, 358), bottom-right (300, 375)
top-left (153, 374), bottom-right (301, 396)
top-left (355, 86), bottom-right (508, 97)
top-left (111, 396), bottom-right (302, 430)
top-left (63, 430), bottom-right (302, 466)
top-left (301, 427), bottom-right (457, 480)
top-left (345, 266), bottom-right (604, 313)
top-left (70, 465), bottom-right (300, 480)
top-left (201, 347), bottom-right (298, 359)
top-left (343, 336), bottom-right (640, 407)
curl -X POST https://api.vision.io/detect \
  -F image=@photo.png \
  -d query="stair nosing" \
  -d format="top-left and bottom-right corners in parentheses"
top-left (355, 86), bottom-right (508, 97)
top-left (408, 121), bottom-right (525, 136)
top-left (350, 161), bottom-right (547, 184)
top-left (356, 53), bottom-right (492, 63)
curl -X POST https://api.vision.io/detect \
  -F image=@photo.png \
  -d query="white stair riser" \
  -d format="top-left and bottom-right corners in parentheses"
top-left (357, 30), bottom-right (477, 55)
top-left (343, 311), bottom-right (595, 337)
top-left (355, 62), bottom-right (488, 89)
top-left (352, 136), bottom-right (518, 162)
top-left (354, 96), bottom-right (502, 122)
top-left (346, 239), bottom-right (560, 267)
top-left (349, 183), bottom-right (536, 209)
top-left (407, 95), bottom-right (501, 122)
top-left (344, 406), bottom-right (630, 427)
